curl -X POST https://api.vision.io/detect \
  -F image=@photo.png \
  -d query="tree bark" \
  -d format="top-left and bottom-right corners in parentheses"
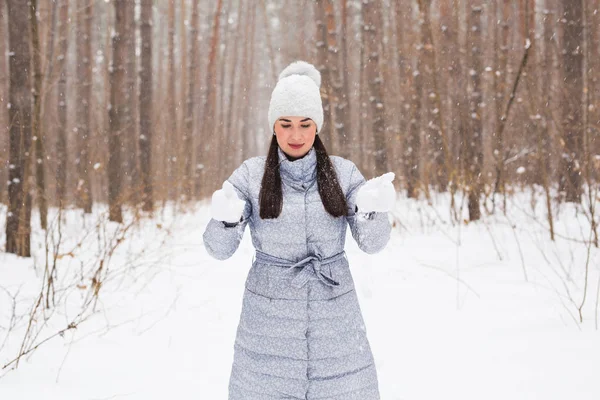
top-left (240, 3), bottom-right (257, 162)
top-left (196, 0), bottom-right (223, 198)
top-left (55, 0), bottom-right (69, 209)
top-left (183, 0), bottom-right (198, 200)
top-left (225, 0), bottom-right (246, 170)
top-left (139, 0), bottom-right (153, 212)
top-left (166, 0), bottom-right (177, 202)
top-left (122, 0), bottom-right (139, 205)
top-left (405, 0), bottom-right (422, 199)
top-left (560, 0), bottom-right (584, 202)
top-left (6, 0), bottom-right (33, 256)
top-left (416, 0), bottom-right (449, 191)
top-left (540, 4), bottom-right (556, 240)
top-left (339, 0), bottom-right (353, 160)
top-left (491, 0), bottom-right (511, 201)
top-left (178, 0), bottom-right (187, 196)
top-left (363, 0), bottom-right (387, 176)
top-left (0, 0), bottom-right (8, 205)
top-left (315, 0), bottom-right (333, 144)
top-left (325, 0), bottom-right (347, 156)
top-left (108, 0), bottom-right (126, 222)
top-left (466, 4), bottom-right (484, 221)
top-left (30, 0), bottom-right (48, 230)
top-left (76, 0), bottom-right (93, 213)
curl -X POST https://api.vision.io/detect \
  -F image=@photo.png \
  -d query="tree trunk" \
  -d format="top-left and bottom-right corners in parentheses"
top-left (260, 0), bottom-right (277, 82)
top-left (405, 1), bottom-right (422, 199)
top-left (417, 0), bottom-right (449, 191)
top-left (325, 0), bottom-right (346, 156)
top-left (315, 0), bottom-right (333, 144)
top-left (339, 0), bottom-right (353, 160)
top-left (183, 0), bottom-right (199, 200)
top-left (30, 0), bottom-right (48, 230)
top-left (491, 0), bottom-right (511, 201)
top-left (76, 0), bottom-right (93, 213)
top-left (5, 0), bottom-right (33, 256)
top-left (108, 0), bottom-right (126, 222)
top-left (226, 0), bottom-right (246, 169)
top-left (167, 0), bottom-right (177, 202)
top-left (439, 0), bottom-right (461, 192)
top-left (540, 3), bottom-right (555, 240)
top-left (241, 3), bottom-right (257, 162)
top-left (560, 0), bottom-right (584, 203)
top-left (196, 0), bottom-right (224, 198)
top-left (178, 0), bottom-right (188, 201)
top-left (363, 0), bottom-right (387, 176)
top-left (139, 0), bottom-right (153, 212)
top-left (55, 0), bottom-right (68, 209)
top-left (466, 4), bottom-right (484, 221)
top-left (0, 0), bottom-right (8, 205)
top-left (121, 0), bottom-right (138, 205)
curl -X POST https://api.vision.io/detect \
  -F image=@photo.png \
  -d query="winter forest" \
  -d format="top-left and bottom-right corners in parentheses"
top-left (1, 0), bottom-right (599, 399)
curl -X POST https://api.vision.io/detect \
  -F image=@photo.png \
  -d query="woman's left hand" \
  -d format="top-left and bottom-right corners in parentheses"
top-left (356, 172), bottom-right (396, 213)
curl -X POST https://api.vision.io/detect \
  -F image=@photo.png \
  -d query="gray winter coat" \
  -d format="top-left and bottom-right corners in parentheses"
top-left (203, 146), bottom-right (391, 400)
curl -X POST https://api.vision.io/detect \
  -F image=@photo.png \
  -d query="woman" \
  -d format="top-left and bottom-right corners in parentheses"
top-left (203, 61), bottom-right (395, 400)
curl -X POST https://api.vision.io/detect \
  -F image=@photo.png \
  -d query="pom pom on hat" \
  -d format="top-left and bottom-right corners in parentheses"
top-left (278, 61), bottom-right (321, 88)
top-left (268, 61), bottom-right (324, 133)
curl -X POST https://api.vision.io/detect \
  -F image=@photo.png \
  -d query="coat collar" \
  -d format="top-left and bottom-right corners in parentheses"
top-left (278, 146), bottom-right (317, 189)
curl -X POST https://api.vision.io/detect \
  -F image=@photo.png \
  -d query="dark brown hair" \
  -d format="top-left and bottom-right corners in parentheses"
top-left (259, 135), bottom-right (348, 219)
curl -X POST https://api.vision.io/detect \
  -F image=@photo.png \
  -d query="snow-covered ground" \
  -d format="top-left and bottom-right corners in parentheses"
top-left (1, 190), bottom-right (599, 400)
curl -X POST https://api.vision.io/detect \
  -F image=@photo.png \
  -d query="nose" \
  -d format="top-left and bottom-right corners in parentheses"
top-left (290, 126), bottom-right (303, 141)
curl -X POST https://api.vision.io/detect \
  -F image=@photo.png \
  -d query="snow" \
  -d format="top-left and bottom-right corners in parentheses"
top-left (0, 190), bottom-right (599, 400)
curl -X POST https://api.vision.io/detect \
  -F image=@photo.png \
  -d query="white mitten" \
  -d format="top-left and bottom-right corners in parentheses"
top-left (355, 172), bottom-right (396, 213)
top-left (210, 181), bottom-right (246, 224)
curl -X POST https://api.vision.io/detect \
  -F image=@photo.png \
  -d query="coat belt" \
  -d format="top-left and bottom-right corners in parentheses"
top-left (254, 250), bottom-right (346, 288)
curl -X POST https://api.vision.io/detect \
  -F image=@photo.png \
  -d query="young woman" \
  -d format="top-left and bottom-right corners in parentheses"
top-left (203, 61), bottom-right (395, 400)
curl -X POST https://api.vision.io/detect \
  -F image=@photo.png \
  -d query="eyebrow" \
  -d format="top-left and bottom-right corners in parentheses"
top-left (279, 118), bottom-right (312, 123)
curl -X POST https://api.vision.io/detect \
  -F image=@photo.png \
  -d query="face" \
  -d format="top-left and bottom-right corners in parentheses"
top-left (274, 116), bottom-right (317, 159)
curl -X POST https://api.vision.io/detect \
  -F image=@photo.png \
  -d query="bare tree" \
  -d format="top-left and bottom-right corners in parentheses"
top-left (0, 0), bottom-right (8, 205)
top-left (139, 0), bottom-right (153, 212)
top-left (166, 0), bottom-right (177, 201)
top-left (400, 0), bottom-right (422, 198)
top-left (55, 0), bottom-right (69, 209)
top-left (540, 3), bottom-right (556, 240)
top-left (466, 4), bottom-right (484, 221)
top-left (240, 2), bottom-right (257, 162)
top-left (560, 0), bottom-right (584, 202)
top-left (182, 0), bottom-right (199, 200)
top-left (108, 0), bottom-right (126, 222)
top-left (30, 0), bottom-right (48, 230)
top-left (75, 0), bottom-right (93, 213)
top-left (225, 0), bottom-right (247, 171)
top-left (5, 0), bottom-right (33, 256)
top-left (123, 0), bottom-right (139, 205)
top-left (315, 0), bottom-right (333, 143)
top-left (339, 0), bottom-right (353, 160)
top-left (491, 0), bottom-right (512, 200)
top-left (363, 0), bottom-right (388, 176)
top-left (416, 0), bottom-right (449, 190)
top-left (197, 0), bottom-right (224, 198)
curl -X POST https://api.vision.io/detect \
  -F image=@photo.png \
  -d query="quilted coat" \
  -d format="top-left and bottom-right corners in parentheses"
top-left (203, 146), bottom-right (391, 399)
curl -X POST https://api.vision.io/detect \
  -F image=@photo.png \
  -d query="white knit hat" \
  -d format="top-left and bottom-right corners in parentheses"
top-left (268, 61), bottom-right (324, 133)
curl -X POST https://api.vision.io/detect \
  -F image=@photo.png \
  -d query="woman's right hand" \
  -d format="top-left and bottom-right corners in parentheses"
top-left (211, 181), bottom-right (246, 223)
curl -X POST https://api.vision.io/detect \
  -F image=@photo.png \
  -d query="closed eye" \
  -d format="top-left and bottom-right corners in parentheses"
top-left (301, 124), bottom-right (311, 128)
top-left (281, 124), bottom-right (292, 128)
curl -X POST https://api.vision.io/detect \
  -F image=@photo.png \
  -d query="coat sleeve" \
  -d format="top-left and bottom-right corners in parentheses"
top-left (202, 161), bottom-right (252, 260)
top-left (345, 162), bottom-right (391, 254)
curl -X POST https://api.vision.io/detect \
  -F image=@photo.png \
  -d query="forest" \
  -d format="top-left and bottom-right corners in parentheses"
top-left (1, 0), bottom-right (597, 256)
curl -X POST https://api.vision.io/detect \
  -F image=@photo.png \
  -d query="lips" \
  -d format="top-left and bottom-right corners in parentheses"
top-left (289, 144), bottom-right (304, 149)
